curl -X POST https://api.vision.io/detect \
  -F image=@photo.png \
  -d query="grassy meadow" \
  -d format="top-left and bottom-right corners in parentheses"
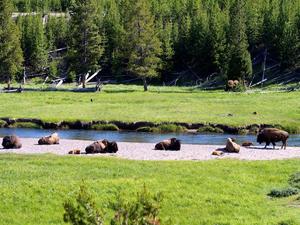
top-left (0, 154), bottom-right (299, 225)
top-left (0, 85), bottom-right (300, 131)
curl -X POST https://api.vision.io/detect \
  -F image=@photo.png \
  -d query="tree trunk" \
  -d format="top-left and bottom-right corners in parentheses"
top-left (7, 78), bottom-right (11, 90)
top-left (143, 78), bottom-right (148, 91)
top-left (82, 74), bottom-right (86, 88)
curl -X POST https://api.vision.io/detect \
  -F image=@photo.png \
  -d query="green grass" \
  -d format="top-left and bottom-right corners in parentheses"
top-left (0, 85), bottom-right (300, 130)
top-left (0, 154), bottom-right (300, 225)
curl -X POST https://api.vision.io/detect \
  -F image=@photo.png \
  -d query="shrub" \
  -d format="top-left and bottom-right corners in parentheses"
top-left (289, 172), bottom-right (300, 189)
top-left (197, 125), bottom-right (224, 134)
top-left (63, 185), bottom-right (103, 225)
top-left (0, 120), bottom-right (7, 128)
top-left (11, 122), bottom-right (41, 129)
top-left (278, 219), bottom-right (298, 225)
top-left (156, 124), bottom-right (187, 133)
top-left (238, 129), bottom-right (249, 135)
top-left (109, 185), bottom-right (164, 225)
top-left (136, 127), bottom-right (153, 132)
top-left (268, 187), bottom-right (299, 198)
top-left (63, 185), bottom-right (165, 225)
top-left (91, 124), bottom-right (119, 131)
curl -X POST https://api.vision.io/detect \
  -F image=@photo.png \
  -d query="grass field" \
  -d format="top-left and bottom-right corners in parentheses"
top-left (0, 154), bottom-right (300, 225)
top-left (0, 85), bottom-right (300, 131)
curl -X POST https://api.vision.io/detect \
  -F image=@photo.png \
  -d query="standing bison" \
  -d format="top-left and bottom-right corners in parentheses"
top-left (154, 138), bottom-right (181, 151)
top-left (257, 128), bottom-right (289, 149)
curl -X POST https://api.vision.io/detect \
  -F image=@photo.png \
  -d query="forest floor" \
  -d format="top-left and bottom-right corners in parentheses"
top-left (0, 84), bottom-right (299, 132)
top-left (0, 154), bottom-right (300, 225)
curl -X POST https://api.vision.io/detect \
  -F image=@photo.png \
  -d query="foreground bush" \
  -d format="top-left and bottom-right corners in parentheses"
top-left (268, 188), bottom-right (299, 198)
top-left (63, 185), bottom-right (164, 225)
top-left (109, 186), bottom-right (164, 225)
top-left (63, 185), bottom-right (103, 225)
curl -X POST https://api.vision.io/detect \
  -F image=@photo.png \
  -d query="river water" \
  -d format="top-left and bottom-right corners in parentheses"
top-left (0, 128), bottom-right (300, 146)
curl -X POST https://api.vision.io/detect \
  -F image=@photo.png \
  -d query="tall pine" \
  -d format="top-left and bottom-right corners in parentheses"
top-left (227, 0), bottom-right (252, 85)
top-left (127, 0), bottom-right (162, 91)
top-left (69, 0), bottom-right (105, 88)
top-left (0, 0), bottom-right (24, 89)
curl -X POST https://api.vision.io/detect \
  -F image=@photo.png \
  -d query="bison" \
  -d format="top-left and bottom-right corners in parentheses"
top-left (257, 128), bottom-right (289, 149)
top-left (85, 139), bottom-right (118, 154)
top-left (225, 138), bottom-right (240, 153)
top-left (154, 138), bottom-right (181, 151)
top-left (2, 135), bottom-right (22, 149)
top-left (38, 133), bottom-right (60, 145)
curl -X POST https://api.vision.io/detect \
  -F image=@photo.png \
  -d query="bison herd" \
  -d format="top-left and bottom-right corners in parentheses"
top-left (0, 128), bottom-right (291, 153)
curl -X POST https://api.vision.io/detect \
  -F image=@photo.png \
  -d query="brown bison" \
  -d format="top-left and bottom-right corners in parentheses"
top-left (154, 138), bottom-right (181, 151)
top-left (2, 135), bottom-right (22, 149)
top-left (225, 138), bottom-right (240, 153)
top-left (38, 133), bottom-right (60, 145)
top-left (242, 141), bottom-right (253, 147)
top-left (257, 128), bottom-right (289, 149)
top-left (85, 139), bottom-right (118, 154)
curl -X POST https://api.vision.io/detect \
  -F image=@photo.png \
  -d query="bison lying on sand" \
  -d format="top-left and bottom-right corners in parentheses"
top-left (257, 128), bottom-right (289, 149)
top-left (154, 138), bottom-right (181, 151)
top-left (85, 139), bottom-right (118, 154)
top-left (2, 135), bottom-right (22, 149)
top-left (38, 133), bottom-right (60, 145)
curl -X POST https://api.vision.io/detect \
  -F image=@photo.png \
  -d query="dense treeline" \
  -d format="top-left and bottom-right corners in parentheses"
top-left (0, 0), bottom-right (299, 90)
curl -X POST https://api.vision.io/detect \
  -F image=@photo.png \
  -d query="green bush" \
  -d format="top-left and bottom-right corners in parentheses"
top-left (11, 122), bottom-right (42, 129)
top-left (238, 129), bottom-right (249, 135)
top-left (136, 127), bottom-right (153, 132)
top-left (63, 185), bottom-right (164, 225)
top-left (109, 185), bottom-right (164, 225)
top-left (63, 185), bottom-right (103, 225)
top-left (91, 124), bottom-right (119, 131)
top-left (289, 172), bottom-right (300, 189)
top-left (0, 120), bottom-right (7, 128)
top-left (156, 124), bottom-right (187, 133)
top-left (197, 125), bottom-right (224, 134)
top-left (278, 219), bottom-right (298, 225)
top-left (268, 188), bottom-right (299, 198)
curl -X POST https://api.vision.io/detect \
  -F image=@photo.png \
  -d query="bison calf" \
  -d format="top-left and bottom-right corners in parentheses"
top-left (154, 138), bottom-right (181, 151)
top-left (257, 128), bottom-right (289, 149)
top-left (2, 135), bottom-right (22, 149)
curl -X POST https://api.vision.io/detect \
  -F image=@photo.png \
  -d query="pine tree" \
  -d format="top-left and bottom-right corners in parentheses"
top-left (127, 0), bottom-right (162, 91)
top-left (31, 16), bottom-right (48, 72)
top-left (227, 0), bottom-right (252, 85)
top-left (0, 0), bottom-right (24, 89)
top-left (69, 0), bottom-right (105, 88)
top-left (208, 3), bottom-right (228, 76)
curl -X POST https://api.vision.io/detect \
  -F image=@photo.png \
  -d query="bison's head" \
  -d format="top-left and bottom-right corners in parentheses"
top-left (257, 133), bottom-right (264, 144)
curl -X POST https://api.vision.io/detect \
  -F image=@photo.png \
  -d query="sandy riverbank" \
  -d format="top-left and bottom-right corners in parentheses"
top-left (1, 138), bottom-right (300, 161)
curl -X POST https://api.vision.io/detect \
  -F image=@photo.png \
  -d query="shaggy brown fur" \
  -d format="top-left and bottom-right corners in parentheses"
top-left (68, 149), bottom-right (81, 155)
top-left (38, 133), bottom-right (60, 145)
top-left (85, 139), bottom-right (118, 154)
top-left (2, 135), bottom-right (22, 149)
top-left (242, 141), bottom-right (253, 147)
top-left (225, 138), bottom-right (240, 153)
top-left (257, 128), bottom-right (289, 149)
top-left (154, 138), bottom-right (181, 151)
